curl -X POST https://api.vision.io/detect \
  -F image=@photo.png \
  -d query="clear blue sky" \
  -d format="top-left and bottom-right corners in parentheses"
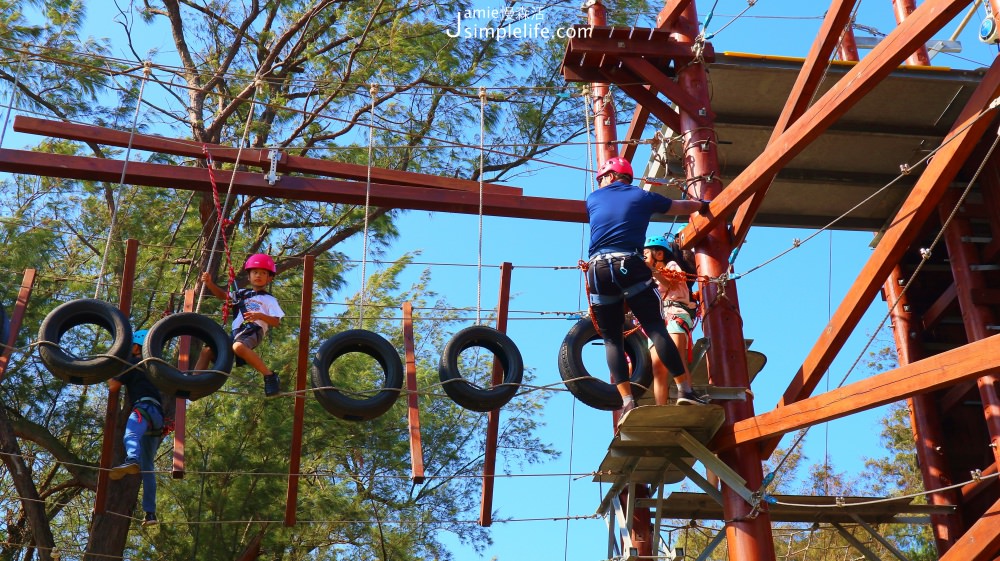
top-left (18, 1), bottom-right (1000, 560)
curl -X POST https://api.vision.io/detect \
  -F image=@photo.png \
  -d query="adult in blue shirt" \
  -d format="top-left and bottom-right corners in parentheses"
top-left (586, 157), bottom-right (709, 422)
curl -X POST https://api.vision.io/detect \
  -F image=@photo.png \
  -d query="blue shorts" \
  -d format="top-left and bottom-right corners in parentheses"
top-left (665, 307), bottom-right (693, 335)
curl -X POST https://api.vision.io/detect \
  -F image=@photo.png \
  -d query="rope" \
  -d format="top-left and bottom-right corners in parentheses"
top-left (196, 81), bottom-right (260, 317)
top-left (94, 62), bottom-right (151, 299)
top-left (0, 48), bottom-right (27, 149)
top-left (359, 83), bottom-right (378, 329)
top-left (762, 128), bottom-right (1000, 502)
top-left (477, 87), bottom-right (486, 325)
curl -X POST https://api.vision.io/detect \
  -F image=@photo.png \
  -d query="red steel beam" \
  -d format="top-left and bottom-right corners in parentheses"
top-left (95, 238), bottom-right (138, 514)
top-left (586, 1), bottom-right (618, 167)
top-left (766, 53), bottom-right (1000, 457)
top-left (612, 80), bottom-right (682, 133)
top-left (0, 148), bottom-right (588, 223)
top-left (0, 269), bottom-right (36, 380)
top-left (885, 265), bottom-right (964, 552)
top-left (480, 262), bottom-right (513, 527)
top-left (940, 186), bottom-right (1000, 468)
top-left (655, 0), bottom-right (692, 29)
top-left (12, 116), bottom-right (521, 197)
top-left (676, 0), bottom-right (974, 250)
top-left (401, 302), bottom-right (425, 483)
top-left (620, 57), bottom-right (713, 125)
top-left (893, 0), bottom-right (933, 66)
top-left (923, 282), bottom-right (958, 330)
top-left (711, 333), bottom-right (1000, 451)
top-left (565, 34), bottom-right (710, 61)
top-left (729, 0), bottom-right (858, 249)
top-left (937, 494), bottom-right (1000, 561)
top-left (285, 254), bottom-right (314, 526)
top-left (621, 103), bottom-right (651, 163)
top-left (171, 289), bottom-right (195, 478)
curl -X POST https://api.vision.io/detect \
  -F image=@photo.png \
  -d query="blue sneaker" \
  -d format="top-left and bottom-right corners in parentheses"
top-left (263, 373), bottom-right (281, 398)
top-left (110, 458), bottom-right (140, 480)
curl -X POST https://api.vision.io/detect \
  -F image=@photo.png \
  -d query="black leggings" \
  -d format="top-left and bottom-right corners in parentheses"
top-left (588, 255), bottom-right (686, 385)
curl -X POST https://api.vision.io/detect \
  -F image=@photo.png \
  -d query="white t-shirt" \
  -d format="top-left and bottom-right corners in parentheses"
top-left (232, 289), bottom-right (284, 334)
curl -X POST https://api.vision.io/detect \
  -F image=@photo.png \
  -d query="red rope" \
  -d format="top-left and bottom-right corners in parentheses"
top-left (203, 146), bottom-right (237, 323)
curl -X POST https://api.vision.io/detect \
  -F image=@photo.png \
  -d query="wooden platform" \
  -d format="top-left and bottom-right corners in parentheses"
top-left (595, 405), bottom-right (731, 514)
top-left (640, 491), bottom-right (956, 525)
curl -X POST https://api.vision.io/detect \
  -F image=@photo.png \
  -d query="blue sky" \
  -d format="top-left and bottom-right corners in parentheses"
top-left (13, 1), bottom-right (1000, 560)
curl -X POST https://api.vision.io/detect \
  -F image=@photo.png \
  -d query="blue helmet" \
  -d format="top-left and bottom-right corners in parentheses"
top-left (644, 235), bottom-right (671, 250)
top-left (133, 329), bottom-right (148, 347)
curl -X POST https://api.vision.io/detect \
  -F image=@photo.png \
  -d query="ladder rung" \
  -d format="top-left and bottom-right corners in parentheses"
top-left (961, 236), bottom-right (993, 244)
top-left (970, 264), bottom-right (1000, 271)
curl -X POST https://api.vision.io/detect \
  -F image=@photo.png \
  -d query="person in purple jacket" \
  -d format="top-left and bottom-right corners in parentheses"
top-left (585, 157), bottom-right (710, 425)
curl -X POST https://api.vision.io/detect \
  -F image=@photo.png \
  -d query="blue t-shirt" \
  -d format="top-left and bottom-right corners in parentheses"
top-left (587, 181), bottom-right (673, 257)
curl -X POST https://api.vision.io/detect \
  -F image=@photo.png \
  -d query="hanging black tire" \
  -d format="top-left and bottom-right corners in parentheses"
top-left (37, 299), bottom-right (134, 385)
top-left (557, 318), bottom-right (652, 411)
top-left (143, 312), bottom-right (233, 401)
top-left (438, 325), bottom-right (523, 412)
top-left (310, 330), bottom-right (404, 421)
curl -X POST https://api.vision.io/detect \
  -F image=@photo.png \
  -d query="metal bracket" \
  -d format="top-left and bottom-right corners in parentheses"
top-left (264, 149), bottom-right (282, 185)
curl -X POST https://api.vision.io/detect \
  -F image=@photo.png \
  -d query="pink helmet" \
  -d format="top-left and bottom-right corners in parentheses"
top-left (244, 253), bottom-right (276, 274)
top-left (596, 157), bottom-right (634, 181)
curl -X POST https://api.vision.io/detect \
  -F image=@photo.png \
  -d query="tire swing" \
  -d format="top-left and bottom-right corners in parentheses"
top-left (310, 330), bottom-right (404, 421)
top-left (438, 325), bottom-right (524, 412)
top-left (143, 312), bottom-right (233, 401)
top-left (37, 299), bottom-right (134, 385)
top-left (557, 317), bottom-right (652, 411)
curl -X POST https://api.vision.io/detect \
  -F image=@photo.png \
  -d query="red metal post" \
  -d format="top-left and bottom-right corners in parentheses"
top-left (480, 262), bottom-right (513, 527)
top-left (892, 0), bottom-right (932, 65)
top-left (402, 302), bottom-right (425, 483)
top-left (672, 3), bottom-right (775, 560)
top-left (0, 269), bottom-right (36, 380)
top-left (940, 187), bottom-right (1000, 469)
top-left (172, 289), bottom-right (195, 478)
top-left (285, 254), bottom-right (314, 526)
top-left (884, 266), bottom-right (963, 553)
top-left (838, 20), bottom-right (861, 61)
top-left (96, 238), bottom-right (138, 514)
top-left (585, 0), bottom-right (618, 167)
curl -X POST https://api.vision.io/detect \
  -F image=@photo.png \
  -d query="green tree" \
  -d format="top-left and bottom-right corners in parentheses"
top-left (0, 0), bottom-right (678, 559)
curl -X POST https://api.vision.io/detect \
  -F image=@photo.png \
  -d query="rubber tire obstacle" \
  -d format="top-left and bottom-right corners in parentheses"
top-left (143, 312), bottom-right (233, 401)
top-left (438, 325), bottom-right (523, 412)
top-left (557, 317), bottom-right (652, 410)
top-left (37, 298), bottom-right (134, 385)
top-left (310, 329), bottom-right (404, 421)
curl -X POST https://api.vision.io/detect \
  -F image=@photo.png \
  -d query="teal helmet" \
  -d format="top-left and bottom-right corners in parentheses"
top-left (644, 234), bottom-right (671, 250)
top-left (133, 329), bottom-right (148, 347)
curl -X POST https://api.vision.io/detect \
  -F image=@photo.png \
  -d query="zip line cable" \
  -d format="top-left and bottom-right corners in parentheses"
top-left (94, 62), bottom-right (150, 300)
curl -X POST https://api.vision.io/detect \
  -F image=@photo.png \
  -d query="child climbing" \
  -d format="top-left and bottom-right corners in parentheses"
top-left (109, 329), bottom-right (167, 527)
top-left (196, 253), bottom-right (285, 397)
top-left (643, 232), bottom-right (708, 406)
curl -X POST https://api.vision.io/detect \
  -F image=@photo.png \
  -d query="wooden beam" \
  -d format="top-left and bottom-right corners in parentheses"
top-left (0, 148), bottom-right (588, 223)
top-left (12, 116), bottom-right (521, 197)
top-left (656, 0), bottom-right (692, 29)
top-left (770, 53), bottom-right (1000, 445)
top-left (711, 334), bottom-right (1000, 451)
top-left (614, 82), bottom-right (681, 133)
top-left (285, 254), bottom-right (314, 527)
top-left (480, 262), bottom-right (513, 527)
top-left (938, 494), bottom-right (1000, 561)
top-left (923, 282), bottom-right (958, 330)
top-left (402, 303), bottom-right (425, 483)
top-left (620, 57), bottom-right (713, 125)
top-left (621, 103), bottom-right (651, 163)
top-left (0, 269), bottom-right (35, 380)
top-left (675, 0), bottom-right (975, 249)
top-left (566, 34), bottom-right (710, 62)
top-left (729, 0), bottom-right (859, 248)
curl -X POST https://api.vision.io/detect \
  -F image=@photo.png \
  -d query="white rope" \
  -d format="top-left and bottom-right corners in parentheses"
top-left (477, 87), bottom-right (486, 325)
top-left (358, 83), bottom-right (378, 328)
top-left (94, 62), bottom-right (151, 299)
top-left (196, 80), bottom-right (261, 313)
top-left (0, 49), bottom-right (27, 149)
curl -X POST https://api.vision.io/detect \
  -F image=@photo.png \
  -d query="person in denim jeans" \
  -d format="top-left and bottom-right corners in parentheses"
top-left (109, 329), bottom-right (164, 527)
